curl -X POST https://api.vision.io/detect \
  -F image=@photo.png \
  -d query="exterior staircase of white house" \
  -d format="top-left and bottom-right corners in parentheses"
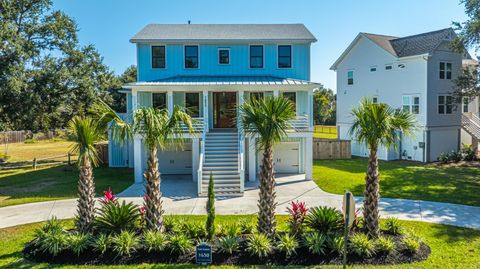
top-left (199, 132), bottom-right (242, 196)
top-left (462, 112), bottom-right (480, 140)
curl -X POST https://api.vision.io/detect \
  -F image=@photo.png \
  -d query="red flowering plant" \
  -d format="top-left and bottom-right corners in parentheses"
top-left (286, 200), bottom-right (308, 236)
top-left (139, 193), bottom-right (147, 227)
top-left (100, 187), bottom-right (118, 205)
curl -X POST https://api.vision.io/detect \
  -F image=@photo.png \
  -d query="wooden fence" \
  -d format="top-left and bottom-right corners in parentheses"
top-left (0, 130), bottom-right (65, 144)
top-left (313, 138), bottom-right (351, 160)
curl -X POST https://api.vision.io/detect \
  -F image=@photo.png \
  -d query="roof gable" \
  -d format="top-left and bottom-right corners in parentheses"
top-left (130, 24), bottom-right (317, 43)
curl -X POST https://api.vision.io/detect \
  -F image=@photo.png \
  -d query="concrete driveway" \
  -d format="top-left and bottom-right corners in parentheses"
top-left (1, 174), bottom-right (480, 230)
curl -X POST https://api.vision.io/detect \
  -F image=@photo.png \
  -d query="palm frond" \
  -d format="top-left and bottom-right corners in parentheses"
top-left (67, 116), bottom-right (104, 167)
top-left (89, 99), bottom-right (132, 145)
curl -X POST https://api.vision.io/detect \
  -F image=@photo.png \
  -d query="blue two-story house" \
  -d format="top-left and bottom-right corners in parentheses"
top-left (110, 24), bottom-right (319, 196)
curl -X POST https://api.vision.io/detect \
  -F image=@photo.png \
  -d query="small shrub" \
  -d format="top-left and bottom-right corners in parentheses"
top-left (37, 217), bottom-right (65, 234)
top-left (143, 230), bottom-right (168, 252)
top-left (225, 223), bottom-right (241, 237)
top-left (438, 152), bottom-right (449, 163)
top-left (93, 233), bottom-right (111, 254)
top-left (276, 233), bottom-right (299, 257)
top-left (306, 206), bottom-right (343, 234)
top-left (182, 221), bottom-right (207, 240)
top-left (163, 217), bottom-right (179, 233)
top-left (168, 233), bottom-right (193, 254)
top-left (375, 236), bottom-right (395, 254)
top-left (383, 217), bottom-right (403, 235)
top-left (304, 232), bottom-right (327, 255)
top-left (94, 200), bottom-right (140, 234)
top-left (35, 230), bottom-right (68, 256)
top-left (246, 234), bottom-right (272, 258)
top-left (402, 236), bottom-right (420, 253)
top-left (460, 144), bottom-right (476, 161)
top-left (327, 235), bottom-right (345, 255)
top-left (239, 219), bottom-right (256, 234)
top-left (349, 233), bottom-right (375, 258)
top-left (217, 236), bottom-right (240, 254)
top-left (448, 150), bottom-right (461, 162)
top-left (68, 232), bottom-right (91, 256)
top-left (286, 200), bottom-right (308, 236)
top-left (111, 230), bottom-right (140, 257)
top-left (206, 173), bottom-right (215, 241)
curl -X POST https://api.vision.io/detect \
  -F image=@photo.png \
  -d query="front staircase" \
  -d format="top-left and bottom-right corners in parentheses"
top-left (199, 132), bottom-right (242, 196)
top-left (462, 112), bottom-right (480, 140)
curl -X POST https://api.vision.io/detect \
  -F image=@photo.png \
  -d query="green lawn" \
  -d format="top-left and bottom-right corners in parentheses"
top-left (313, 158), bottom-right (480, 206)
top-left (3, 139), bottom-right (73, 162)
top-left (0, 165), bottom-right (133, 207)
top-left (1, 217), bottom-right (479, 268)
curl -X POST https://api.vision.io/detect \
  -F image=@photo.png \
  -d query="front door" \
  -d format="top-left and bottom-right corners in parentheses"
top-left (213, 92), bottom-right (237, 128)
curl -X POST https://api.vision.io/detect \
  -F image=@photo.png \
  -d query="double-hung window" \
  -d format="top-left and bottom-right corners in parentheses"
top-left (439, 62), bottom-right (452, 79)
top-left (250, 45), bottom-right (263, 68)
top-left (185, 92), bottom-right (200, 117)
top-left (152, 93), bottom-right (166, 110)
top-left (438, 95), bottom-right (453, 114)
top-left (278, 45), bottom-right (292, 68)
top-left (402, 95), bottom-right (420, 114)
top-left (347, 70), bottom-right (354, 85)
top-left (152, 46), bottom-right (166, 68)
top-left (185, 45), bottom-right (199, 68)
top-left (218, 48), bottom-right (230, 64)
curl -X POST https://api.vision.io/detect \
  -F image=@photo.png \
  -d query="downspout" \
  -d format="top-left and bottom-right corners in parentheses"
top-left (423, 54), bottom-right (430, 162)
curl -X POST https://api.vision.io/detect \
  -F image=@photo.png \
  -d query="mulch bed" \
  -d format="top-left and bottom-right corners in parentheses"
top-left (23, 234), bottom-right (430, 266)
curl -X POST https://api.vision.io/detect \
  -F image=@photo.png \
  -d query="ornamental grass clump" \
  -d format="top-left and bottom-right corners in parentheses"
top-left (402, 236), bottom-right (421, 253)
top-left (111, 230), bottom-right (140, 257)
top-left (34, 218), bottom-right (68, 257)
top-left (225, 223), bottom-right (241, 237)
top-left (246, 234), bottom-right (272, 258)
top-left (349, 233), bottom-right (375, 258)
top-left (306, 206), bottom-right (343, 234)
top-left (143, 230), bottom-right (168, 252)
top-left (375, 236), bottom-right (396, 254)
top-left (93, 233), bottom-right (111, 254)
top-left (239, 219), bottom-right (256, 234)
top-left (327, 235), bottom-right (345, 255)
top-left (276, 233), bottom-right (299, 257)
top-left (217, 236), bottom-right (240, 255)
top-left (383, 217), bottom-right (404, 235)
top-left (304, 232), bottom-right (327, 255)
top-left (168, 233), bottom-right (193, 255)
top-left (68, 232), bottom-right (91, 256)
top-left (94, 200), bottom-right (140, 235)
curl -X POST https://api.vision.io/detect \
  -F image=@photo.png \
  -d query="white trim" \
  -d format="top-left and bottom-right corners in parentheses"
top-left (248, 44), bottom-right (265, 69)
top-left (277, 44), bottom-right (293, 69)
top-left (183, 44), bottom-right (200, 69)
top-left (217, 47), bottom-right (230, 65)
top-left (150, 44), bottom-right (167, 69)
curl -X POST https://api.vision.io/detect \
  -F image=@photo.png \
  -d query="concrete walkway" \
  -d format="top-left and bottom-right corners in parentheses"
top-left (1, 174), bottom-right (480, 230)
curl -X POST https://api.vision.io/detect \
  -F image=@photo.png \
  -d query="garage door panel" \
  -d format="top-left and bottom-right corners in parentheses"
top-left (157, 143), bottom-right (192, 174)
top-left (257, 142), bottom-right (299, 174)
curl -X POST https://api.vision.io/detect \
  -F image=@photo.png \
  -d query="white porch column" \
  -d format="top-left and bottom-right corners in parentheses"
top-left (248, 137), bottom-right (256, 181)
top-left (273, 90), bottom-right (279, 97)
top-left (308, 90), bottom-right (314, 132)
top-left (132, 90), bottom-right (138, 112)
top-left (202, 90), bottom-right (208, 123)
top-left (133, 134), bottom-right (143, 183)
top-left (167, 91), bottom-right (173, 114)
top-left (192, 138), bottom-right (200, 182)
top-left (305, 136), bottom-right (313, 180)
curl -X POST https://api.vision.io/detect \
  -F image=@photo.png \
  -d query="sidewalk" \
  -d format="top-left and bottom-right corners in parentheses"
top-left (1, 175), bottom-right (480, 230)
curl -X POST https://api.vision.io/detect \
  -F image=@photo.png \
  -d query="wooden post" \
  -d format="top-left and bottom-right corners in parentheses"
top-left (33, 158), bottom-right (37, 170)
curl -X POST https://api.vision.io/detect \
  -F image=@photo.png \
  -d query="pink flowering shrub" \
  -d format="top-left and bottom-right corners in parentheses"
top-left (101, 187), bottom-right (118, 204)
top-left (286, 200), bottom-right (308, 235)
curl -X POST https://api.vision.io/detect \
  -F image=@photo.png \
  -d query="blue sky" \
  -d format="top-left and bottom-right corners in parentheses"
top-left (53, 0), bottom-right (468, 91)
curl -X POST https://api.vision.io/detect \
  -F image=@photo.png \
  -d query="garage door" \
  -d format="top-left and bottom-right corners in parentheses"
top-left (157, 143), bottom-right (192, 174)
top-left (258, 142), bottom-right (299, 174)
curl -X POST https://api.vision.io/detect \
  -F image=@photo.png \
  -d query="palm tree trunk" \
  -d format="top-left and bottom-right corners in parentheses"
top-left (363, 146), bottom-right (380, 238)
top-left (144, 146), bottom-right (164, 231)
top-left (257, 144), bottom-right (277, 238)
top-left (75, 157), bottom-right (95, 232)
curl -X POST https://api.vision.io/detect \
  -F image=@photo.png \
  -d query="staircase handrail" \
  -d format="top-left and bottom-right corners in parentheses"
top-left (197, 122), bottom-right (207, 195)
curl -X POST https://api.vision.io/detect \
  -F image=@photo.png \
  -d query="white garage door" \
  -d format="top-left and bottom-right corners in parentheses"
top-left (258, 142), bottom-right (299, 174)
top-left (157, 143), bottom-right (192, 174)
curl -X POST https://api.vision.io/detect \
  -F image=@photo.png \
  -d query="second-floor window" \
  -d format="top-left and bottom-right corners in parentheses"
top-left (152, 46), bottom-right (165, 68)
top-left (347, 71), bottom-right (354, 85)
top-left (152, 93), bottom-right (166, 109)
top-left (250, 45), bottom-right (263, 68)
top-left (185, 45), bottom-right (199, 68)
top-left (439, 62), bottom-right (452, 79)
top-left (218, 48), bottom-right (230, 64)
top-left (402, 95), bottom-right (420, 114)
top-left (278, 45), bottom-right (292, 68)
top-left (438, 95), bottom-right (453, 114)
top-left (283, 92), bottom-right (296, 112)
top-left (185, 92), bottom-right (200, 117)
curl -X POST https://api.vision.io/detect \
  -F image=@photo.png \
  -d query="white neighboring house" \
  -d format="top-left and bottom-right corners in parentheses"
top-left (331, 28), bottom-right (479, 162)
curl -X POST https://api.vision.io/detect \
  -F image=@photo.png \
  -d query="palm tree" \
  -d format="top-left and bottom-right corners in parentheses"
top-left (349, 98), bottom-right (416, 238)
top-left (69, 100), bottom-right (130, 233)
top-left (240, 96), bottom-right (296, 238)
top-left (132, 106), bottom-right (194, 231)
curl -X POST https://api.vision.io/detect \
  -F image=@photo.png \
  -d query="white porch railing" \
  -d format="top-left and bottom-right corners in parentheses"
top-left (238, 131), bottom-right (245, 192)
top-left (197, 119), bottom-right (207, 195)
top-left (180, 117), bottom-right (204, 133)
top-left (289, 114), bottom-right (309, 131)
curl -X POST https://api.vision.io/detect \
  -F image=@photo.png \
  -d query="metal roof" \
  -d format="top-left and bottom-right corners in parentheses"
top-left (125, 76), bottom-right (320, 87)
top-left (130, 24), bottom-right (317, 43)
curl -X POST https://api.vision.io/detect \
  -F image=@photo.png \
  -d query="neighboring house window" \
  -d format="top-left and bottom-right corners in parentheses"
top-left (185, 45), bottom-right (199, 68)
top-left (463, 97), bottom-right (469, 112)
top-left (185, 92), bottom-right (200, 117)
top-left (152, 93), bottom-right (166, 109)
top-left (152, 46), bottom-right (166, 68)
top-left (402, 95), bottom-right (420, 114)
top-left (385, 65), bottom-right (393, 70)
top-left (370, 66), bottom-right (377, 72)
top-left (250, 92), bottom-right (264, 101)
top-left (250, 45), bottom-right (263, 68)
top-left (438, 95), bottom-right (453, 114)
top-left (372, 97), bottom-right (378, 104)
top-left (439, 62), bottom-right (452, 79)
top-left (397, 63), bottom-right (406, 69)
top-left (283, 92), bottom-right (296, 112)
top-left (218, 48), bottom-right (230, 64)
top-left (347, 71), bottom-right (354, 85)
top-left (278, 45), bottom-right (292, 68)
